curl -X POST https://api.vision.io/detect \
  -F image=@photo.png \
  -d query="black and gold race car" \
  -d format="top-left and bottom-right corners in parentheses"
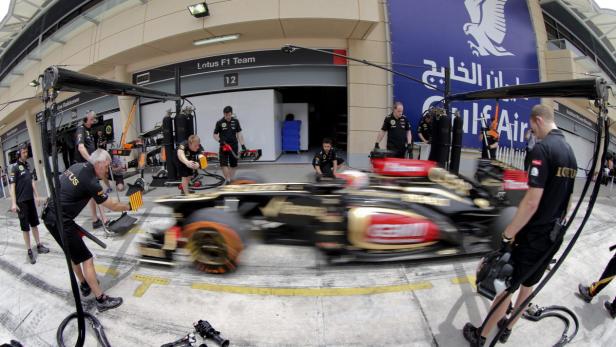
top-left (139, 158), bottom-right (526, 274)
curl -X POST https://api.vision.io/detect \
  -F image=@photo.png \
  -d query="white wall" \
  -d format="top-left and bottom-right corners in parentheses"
top-left (562, 131), bottom-right (593, 177)
top-left (282, 103), bottom-right (309, 150)
top-left (140, 101), bottom-right (176, 134)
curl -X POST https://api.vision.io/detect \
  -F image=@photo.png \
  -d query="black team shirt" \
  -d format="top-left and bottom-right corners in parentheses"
top-left (9, 159), bottom-right (34, 202)
top-left (48, 163), bottom-right (108, 225)
top-left (312, 148), bottom-right (339, 168)
top-left (177, 141), bottom-right (204, 162)
top-left (74, 125), bottom-right (96, 163)
top-left (525, 129), bottom-right (577, 230)
top-left (214, 117), bottom-right (242, 145)
top-left (381, 113), bottom-right (410, 150)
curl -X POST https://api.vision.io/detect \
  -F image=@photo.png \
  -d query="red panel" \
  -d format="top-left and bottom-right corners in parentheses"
top-left (365, 213), bottom-right (439, 244)
top-left (333, 49), bottom-right (348, 65)
top-left (371, 158), bottom-right (437, 177)
top-left (503, 169), bottom-right (529, 190)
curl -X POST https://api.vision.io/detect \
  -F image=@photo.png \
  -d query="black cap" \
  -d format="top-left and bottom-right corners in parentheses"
top-left (223, 106), bottom-right (233, 114)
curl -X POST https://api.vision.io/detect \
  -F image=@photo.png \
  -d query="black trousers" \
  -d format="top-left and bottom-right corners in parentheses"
top-left (589, 251), bottom-right (616, 303)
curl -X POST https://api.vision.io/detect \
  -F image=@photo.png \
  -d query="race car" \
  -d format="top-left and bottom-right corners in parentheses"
top-left (138, 158), bottom-right (525, 274)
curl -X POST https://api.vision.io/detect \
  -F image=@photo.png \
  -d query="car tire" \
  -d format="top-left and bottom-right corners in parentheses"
top-left (183, 208), bottom-right (248, 274)
top-left (230, 171), bottom-right (264, 185)
top-left (489, 206), bottom-right (517, 249)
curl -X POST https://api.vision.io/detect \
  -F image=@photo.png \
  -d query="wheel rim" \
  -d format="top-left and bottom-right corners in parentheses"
top-left (188, 229), bottom-right (228, 266)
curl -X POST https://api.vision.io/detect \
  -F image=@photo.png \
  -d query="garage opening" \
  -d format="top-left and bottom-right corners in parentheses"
top-left (276, 86), bottom-right (348, 163)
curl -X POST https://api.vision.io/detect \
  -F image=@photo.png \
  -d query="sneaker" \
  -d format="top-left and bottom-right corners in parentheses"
top-left (92, 219), bottom-right (103, 229)
top-left (36, 244), bottom-right (49, 254)
top-left (27, 249), bottom-right (35, 264)
top-left (462, 323), bottom-right (485, 347)
top-left (95, 294), bottom-right (123, 312)
top-left (604, 301), bottom-right (616, 319)
top-left (80, 281), bottom-right (91, 297)
top-left (578, 283), bottom-right (593, 303)
top-left (497, 318), bottom-right (512, 343)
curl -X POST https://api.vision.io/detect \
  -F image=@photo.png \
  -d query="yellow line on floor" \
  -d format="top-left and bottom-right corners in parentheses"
top-left (191, 281), bottom-right (433, 297)
top-left (451, 275), bottom-right (477, 289)
top-left (132, 274), bottom-right (170, 297)
top-left (94, 265), bottom-right (119, 278)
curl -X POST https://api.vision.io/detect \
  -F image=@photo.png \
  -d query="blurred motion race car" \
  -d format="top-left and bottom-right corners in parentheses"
top-left (138, 157), bottom-right (527, 274)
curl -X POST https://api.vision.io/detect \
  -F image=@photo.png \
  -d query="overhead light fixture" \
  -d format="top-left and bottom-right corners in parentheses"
top-left (29, 79), bottom-right (40, 87)
top-left (193, 34), bottom-right (240, 46)
top-left (188, 2), bottom-right (210, 18)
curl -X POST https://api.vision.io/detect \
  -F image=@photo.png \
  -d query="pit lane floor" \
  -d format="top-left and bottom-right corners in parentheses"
top-left (1, 164), bottom-right (616, 346)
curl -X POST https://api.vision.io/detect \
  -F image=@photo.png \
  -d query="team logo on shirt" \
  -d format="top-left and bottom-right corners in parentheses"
top-left (532, 160), bottom-right (542, 166)
top-left (18, 165), bottom-right (24, 171)
top-left (390, 119), bottom-right (396, 125)
top-left (530, 167), bottom-right (539, 177)
top-left (222, 123), bottom-right (227, 128)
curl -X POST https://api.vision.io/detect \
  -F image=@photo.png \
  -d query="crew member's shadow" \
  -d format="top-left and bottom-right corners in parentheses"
top-left (433, 263), bottom-right (490, 346)
top-left (572, 293), bottom-right (612, 332)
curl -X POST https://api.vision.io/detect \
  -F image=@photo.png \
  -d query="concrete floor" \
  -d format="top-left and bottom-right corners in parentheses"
top-left (1, 162), bottom-right (616, 346)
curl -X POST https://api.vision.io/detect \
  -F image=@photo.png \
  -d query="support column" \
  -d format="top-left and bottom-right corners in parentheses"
top-left (25, 110), bottom-right (49, 197)
top-left (115, 65), bottom-right (138, 147)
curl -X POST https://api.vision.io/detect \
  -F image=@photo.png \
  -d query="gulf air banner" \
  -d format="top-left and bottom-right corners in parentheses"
top-left (388, 0), bottom-right (540, 148)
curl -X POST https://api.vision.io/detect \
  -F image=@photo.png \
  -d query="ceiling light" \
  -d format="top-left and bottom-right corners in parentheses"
top-left (193, 34), bottom-right (240, 46)
top-left (188, 2), bottom-right (210, 18)
top-left (29, 79), bottom-right (40, 87)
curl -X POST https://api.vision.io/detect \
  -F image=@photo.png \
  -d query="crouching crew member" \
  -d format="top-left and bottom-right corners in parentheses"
top-left (9, 145), bottom-right (49, 264)
top-left (42, 149), bottom-right (131, 312)
top-left (312, 138), bottom-right (344, 180)
top-left (463, 105), bottom-right (577, 346)
top-left (374, 101), bottom-right (412, 158)
top-left (578, 249), bottom-right (616, 318)
top-left (177, 135), bottom-right (204, 195)
top-left (213, 106), bottom-right (247, 183)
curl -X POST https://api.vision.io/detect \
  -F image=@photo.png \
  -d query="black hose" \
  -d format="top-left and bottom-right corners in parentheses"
top-left (40, 104), bottom-right (87, 347)
top-left (190, 170), bottom-right (226, 190)
top-left (57, 312), bottom-right (112, 347)
top-left (489, 111), bottom-right (609, 346)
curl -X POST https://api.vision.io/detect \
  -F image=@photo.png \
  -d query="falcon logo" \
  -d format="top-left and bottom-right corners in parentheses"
top-left (463, 0), bottom-right (514, 57)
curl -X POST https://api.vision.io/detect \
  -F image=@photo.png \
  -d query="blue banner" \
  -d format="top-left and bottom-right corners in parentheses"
top-left (389, 0), bottom-right (540, 148)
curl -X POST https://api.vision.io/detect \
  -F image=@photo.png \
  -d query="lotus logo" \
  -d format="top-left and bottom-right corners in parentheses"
top-left (463, 0), bottom-right (514, 57)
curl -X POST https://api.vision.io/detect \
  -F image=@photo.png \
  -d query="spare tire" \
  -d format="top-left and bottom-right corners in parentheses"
top-left (230, 171), bottom-right (265, 185)
top-left (183, 208), bottom-right (248, 274)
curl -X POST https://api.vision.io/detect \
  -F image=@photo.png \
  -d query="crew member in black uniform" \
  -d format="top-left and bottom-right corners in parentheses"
top-left (374, 102), bottom-right (413, 158)
top-left (213, 106), bottom-right (247, 183)
top-left (417, 112), bottom-right (432, 144)
top-left (9, 145), bottom-right (49, 264)
top-left (42, 149), bottom-right (131, 312)
top-left (75, 111), bottom-right (107, 229)
top-left (177, 134), bottom-right (204, 195)
top-left (312, 138), bottom-right (345, 180)
top-left (463, 104), bottom-right (577, 346)
top-left (577, 250), bottom-right (616, 318)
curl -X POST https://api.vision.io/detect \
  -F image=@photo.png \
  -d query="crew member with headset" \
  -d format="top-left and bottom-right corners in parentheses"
top-left (312, 138), bottom-right (344, 180)
top-left (577, 249), bottom-right (616, 318)
top-left (374, 101), bottom-right (413, 158)
top-left (213, 106), bottom-right (247, 184)
top-left (9, 145), bottom-right (49, 264)
top-left (463, 105), bottom-right (577, 346)
top-left (42, 149), bottom-right (131, 312)
top-left (177, 134), bottom-right (204, 195)
top-left (75, 110), bottom-right (107, 229)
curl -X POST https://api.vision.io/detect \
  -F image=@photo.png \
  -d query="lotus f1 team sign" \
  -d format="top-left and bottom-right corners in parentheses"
top-left (388, 0), bottom-right (540, 148)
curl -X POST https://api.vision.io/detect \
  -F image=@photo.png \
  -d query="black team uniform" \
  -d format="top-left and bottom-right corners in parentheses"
top-left (381, 113), bottom-right (411, 158)
top-left (214, 117), bottom-right (242, 167)
top-left (42, 162), bottom-right (122, 311)
top-left (74, 124), bottom-right (96, 163)
top-left (417, 115), bottom-right (432, 143)
top-left (9, 158), bottom-right (49, 263)
top-left (312, 148), bottom-right (344, 178)
top-left (464, 129), bottom-right (577, 346)
top-left (177, 140), bottom-right (204, 178)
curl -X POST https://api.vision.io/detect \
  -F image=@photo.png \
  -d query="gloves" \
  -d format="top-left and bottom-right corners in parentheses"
top-left (241, 144), bottom-right (247, 151)
top-left (374, 142), bottom-right (380, 149)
